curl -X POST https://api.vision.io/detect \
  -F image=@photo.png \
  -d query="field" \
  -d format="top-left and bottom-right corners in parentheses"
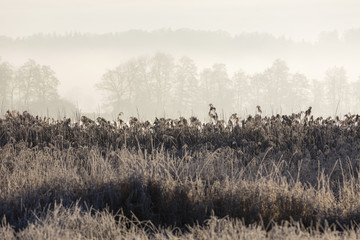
top-left (1, 110), bottom-right (360, 239)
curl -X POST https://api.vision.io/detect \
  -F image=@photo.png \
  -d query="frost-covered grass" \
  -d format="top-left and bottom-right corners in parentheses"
top-left (1, 111), bottom-right (360, 239)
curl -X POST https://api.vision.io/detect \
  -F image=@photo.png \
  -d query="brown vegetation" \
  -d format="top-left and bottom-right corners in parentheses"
top-left (1, 109), bottom-right (360, 239)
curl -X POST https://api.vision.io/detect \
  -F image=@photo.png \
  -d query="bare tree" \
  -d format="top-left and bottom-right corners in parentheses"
top-left (16, 59), bottom-right (60, 111)
top-left (289, 73), bottom-right (311, 112)
top-left (324, 66), bottom-right (348, 115)
top-left (232, 70), bottom-right (250, 113)
top-left (150, 53), bottom-right (175, 111)
top-left (35, 65), bottom-right (60, 103)
top-left (123, 58), bottom-right (140, 106)
top-left (96, 55), bottom-right (175, 118)
top-left (263, 59), bottom-right (290, 113)
top-left (249, 73), bottom-right (266, 112)
top-left (17, 59), bottom-right (41, 108)
top-left (131, 56), bottom-right (153, 116)
top-left (200, 63), bottom-right (232, 113)
top-left (174, 56), bottom-right (199, 114)
top-left (311, 79), bottom-right (326, 116)
top-left (0, 59), bottom-right (13, 109)
top-left (350, 76), bottom-right (360, 113)
top-left (96, 65), bottom-right (130, 114)
top-left (200, 68), bottom-right (213, 107)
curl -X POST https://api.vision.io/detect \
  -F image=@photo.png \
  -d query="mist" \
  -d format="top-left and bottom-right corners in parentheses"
top-left (1, 0), bottom-right (360, 120)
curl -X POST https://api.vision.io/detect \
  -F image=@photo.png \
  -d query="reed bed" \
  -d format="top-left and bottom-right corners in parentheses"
top-left (1, 109), bottom-right (360, 239)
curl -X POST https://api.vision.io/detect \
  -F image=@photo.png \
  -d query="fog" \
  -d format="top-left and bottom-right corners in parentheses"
top-left (1, 0), bottom-right (360, 120)
top-left (2, 0), bottom-right (360, 41)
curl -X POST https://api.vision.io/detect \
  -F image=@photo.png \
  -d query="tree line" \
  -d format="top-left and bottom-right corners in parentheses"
top-left (96, 53), bottom-right (360, 118)
top-left (0, 58), bottom-right (74, 117)
top-left (2, 28), bottom-right (360, 51)
top-left (1, 54), bottom-right (359, 119)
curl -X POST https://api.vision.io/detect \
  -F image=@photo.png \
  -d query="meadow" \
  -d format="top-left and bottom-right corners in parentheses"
top-left (1, 109), bottom-right (360, 239)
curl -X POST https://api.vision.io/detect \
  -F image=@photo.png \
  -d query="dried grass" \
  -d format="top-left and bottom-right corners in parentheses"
top-left (1, 111), bottom-right (360, 239)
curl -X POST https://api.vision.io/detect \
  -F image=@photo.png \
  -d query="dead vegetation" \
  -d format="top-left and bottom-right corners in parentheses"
top-left (1, 107), bottom-right (360, 239)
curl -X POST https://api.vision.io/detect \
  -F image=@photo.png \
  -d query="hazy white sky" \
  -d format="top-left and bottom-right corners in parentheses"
top-left (1, 0), bottom-right (360, 41)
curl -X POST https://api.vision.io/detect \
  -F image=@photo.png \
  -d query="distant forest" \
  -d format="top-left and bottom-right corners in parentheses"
top-left (0, 58), bottom-right (75, 118)
top-left (1, 28), bottom-right (360, 119)
top-left (1, 28), bottom-right (360, 53)
top-left (1, 53), bottom-right (360, 119)
top-left (95, 53), bottom-right (359, 118)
